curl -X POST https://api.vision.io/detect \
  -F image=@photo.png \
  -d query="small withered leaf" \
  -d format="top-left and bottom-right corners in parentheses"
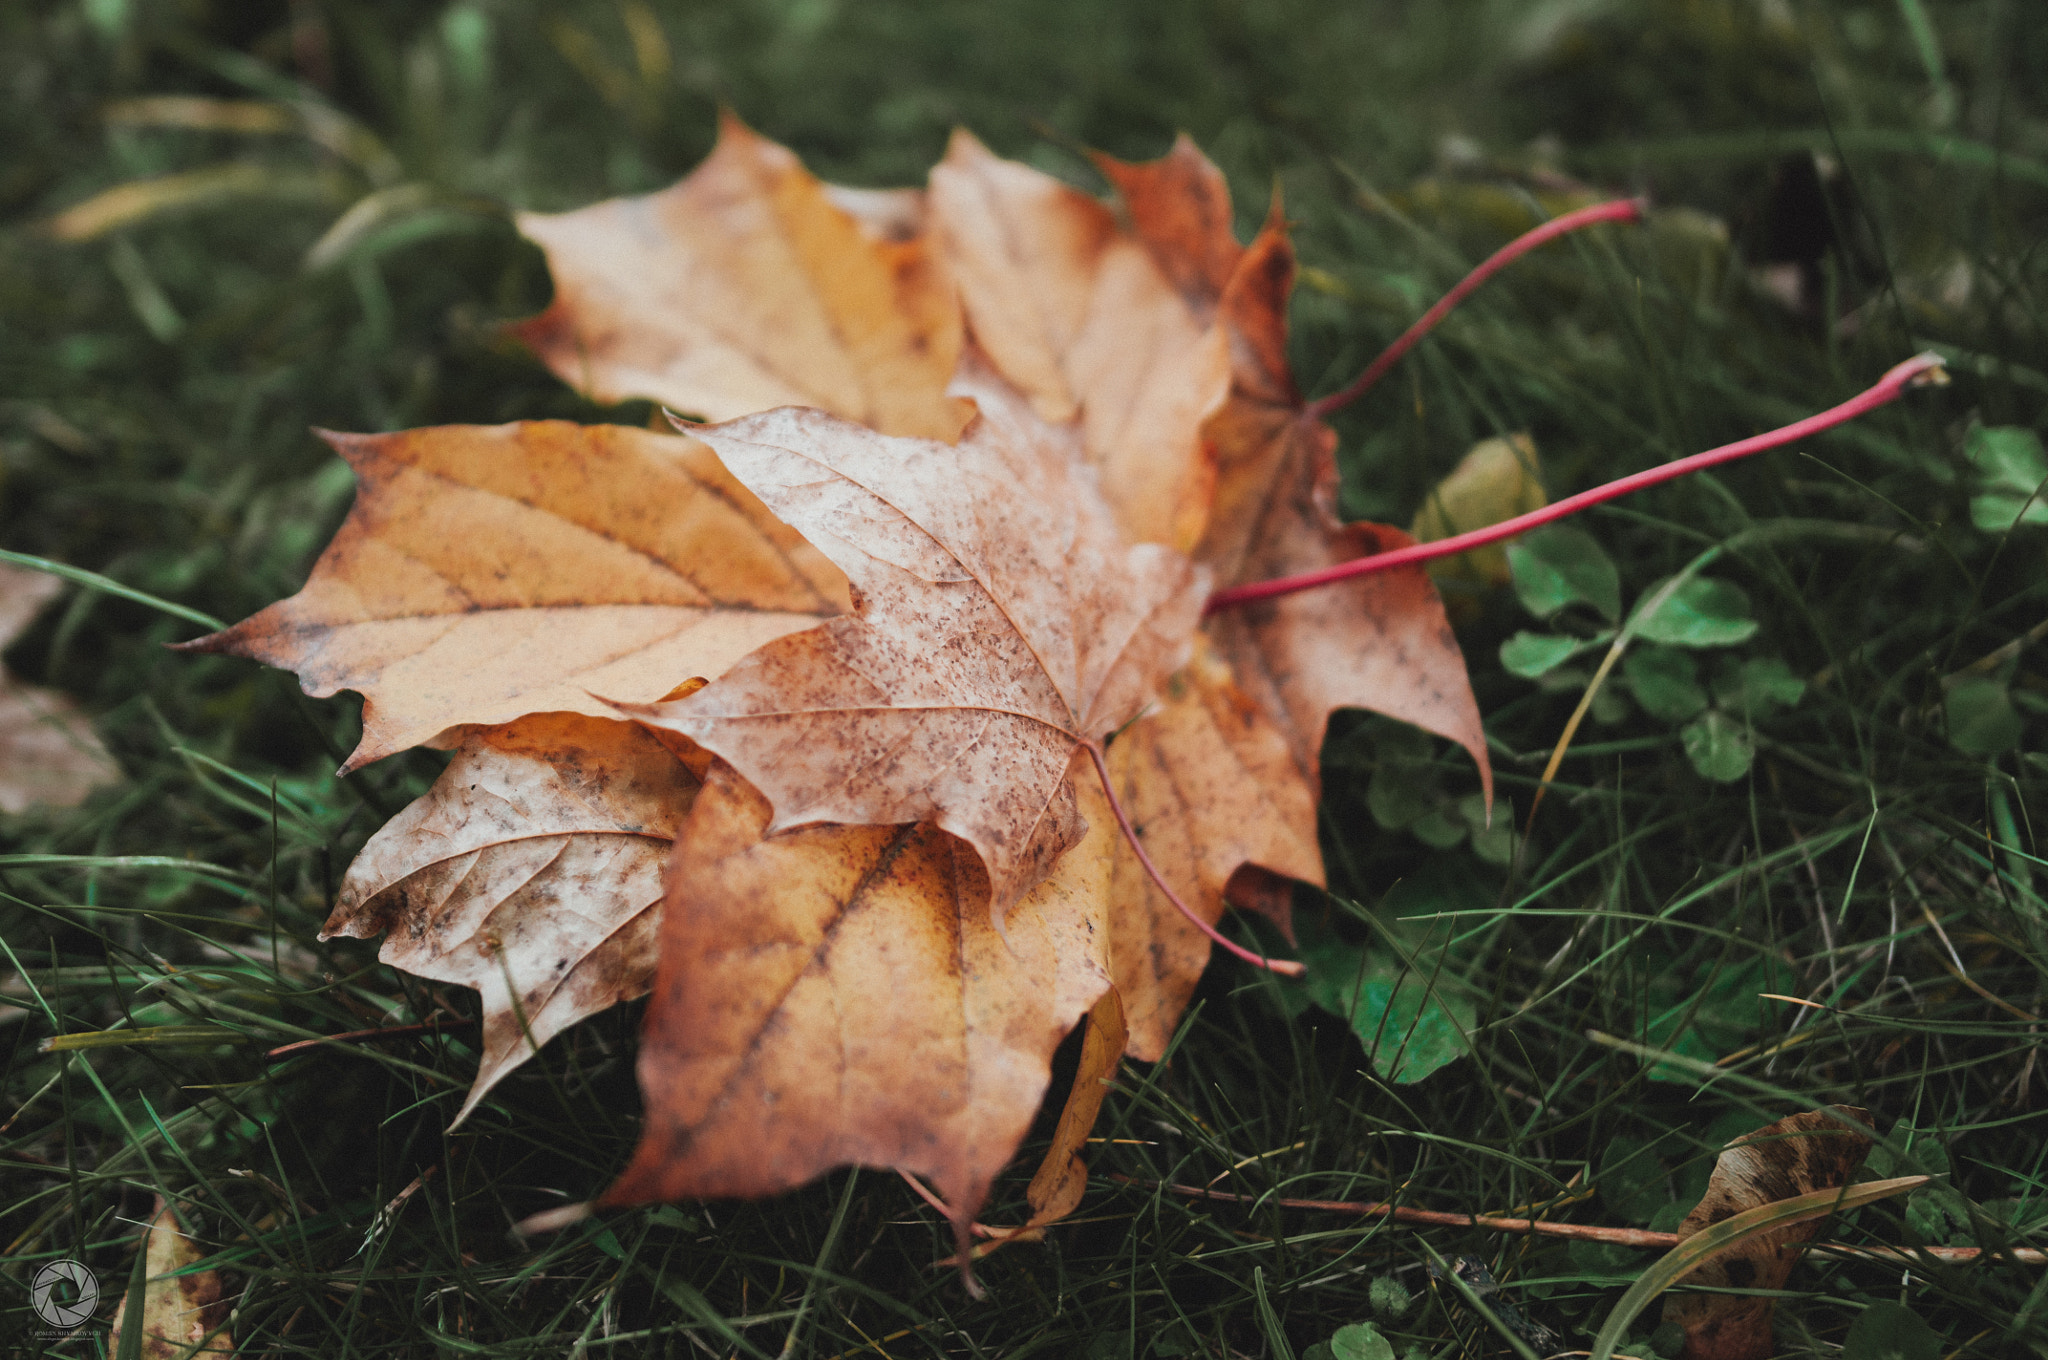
top-left (106, 1197), bottom-right (233, 1358)
top-left (1662, 1106), bottom-right (1874, 1360)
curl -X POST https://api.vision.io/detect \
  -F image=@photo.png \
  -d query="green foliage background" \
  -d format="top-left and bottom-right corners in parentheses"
top-left (3, 0), bottom-right (2044, 1355)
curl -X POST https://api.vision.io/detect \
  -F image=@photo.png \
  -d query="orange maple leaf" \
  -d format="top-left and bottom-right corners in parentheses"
top-left (193, 121), bottom-right (1488, 1255)
top-left (515, 113), bottom-right (968, 443)
top-left (1085, 139), bottom-right (1488, 1053)
top-left (1105, 144), bottom-right (1491, 805)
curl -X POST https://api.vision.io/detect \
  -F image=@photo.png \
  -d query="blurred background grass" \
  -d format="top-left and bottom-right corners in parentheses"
top-left (2, 0), bottom-right (2044, 1355)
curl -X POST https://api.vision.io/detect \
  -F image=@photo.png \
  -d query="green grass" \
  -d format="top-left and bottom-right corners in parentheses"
top-left (4, 0), bottom-right (2045, 1355)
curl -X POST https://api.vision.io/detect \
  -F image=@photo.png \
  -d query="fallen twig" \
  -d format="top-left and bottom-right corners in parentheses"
top-left (1114, 1175), bottom-right (2047, 1265)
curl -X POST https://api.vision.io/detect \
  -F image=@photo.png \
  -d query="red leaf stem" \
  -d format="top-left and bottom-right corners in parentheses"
top-left (1306, 198), bottom-right (1649, 421)
top-left (1208, 352), bottom-right (1948, 615)
top-left (1084, 742), bottom-right (1305, 978)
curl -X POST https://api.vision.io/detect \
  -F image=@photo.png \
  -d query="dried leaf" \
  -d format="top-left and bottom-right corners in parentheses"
top-left (0, 561), bottom-right (63, 643)
top-left (632, 366), bottom-right (1209, 915)
top-left (324, 713), bottom-right (701, 1123)
top-left (106, 1197), bottom-right (233, 1358)
top-left (1594, 1174), bottom-right (1924, 1360)
top-left (183, 421), bottom-right (847, 771)
top-left (0, 677), bottom-right (118, 815)
top-left (1409, 432), bottom-right (1547, 592)
top-left (1194, 213), bottom-right (1491, 802)
top-left (602, 760), bottom-right (1116, 1254)
top-left (516, 112), bottom-right (968, 441)
top-left (1661, 1106), bottom-right (1875, 1360)
top-left (1093, 135), bottom-right (1245, 310)
top-left (1104, 638), bottom-right (1321, 1059)
top-left (0, 562), bottom-right (118, 814)
top-left (515, 120), bottom-right (1234, 552)
top-left (1093, 164), bottom-right (1486, 795)
top-left (929, 131), bottom-right (1231, 549)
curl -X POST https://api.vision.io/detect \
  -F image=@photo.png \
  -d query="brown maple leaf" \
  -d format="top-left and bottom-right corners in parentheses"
top-left (602, 759), bottom-right (1116, 1264)
top-left (1074, 141), bottom-right (1488, 1051)
top-left (626, 362), bottom-right (1210, 917)
top-left (182, 420), bottom-right (843, 1118)
top-left (181, 421), bottom-right (848, 771)
top-left (928, 130), bottom-right (1231, 549)
top-left (515, 114), bottom-right (1230, 553)
top-left (322, 712), bottom-right (703, 1123)
top-left (200, 126), bottom-right (1490, 1249)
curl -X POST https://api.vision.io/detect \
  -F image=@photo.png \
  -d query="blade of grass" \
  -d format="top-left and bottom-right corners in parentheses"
top-left (0, 550), bottom-right (225, 632)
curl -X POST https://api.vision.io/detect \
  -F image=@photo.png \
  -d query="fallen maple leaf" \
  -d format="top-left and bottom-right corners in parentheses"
top-left (1137, 183), bottom-right (1492, 805)
top-left (181, 420), bottom-right (848, 771)
top-left (929, 131), bottom-right (1232, 549)
top-left (203, 126), bottom-right (1491, 1255)
top-left (179, 420), bottom-right (838, 1122)
top-left (627, 361), bottom-right (1210, 917)
top-left (322, 712), bottom-right (703, 1123)
top-left (518, 114), bottom-right (1232, 555)
top-left (0, 562), bottom-right (119, 814)
top-left (1089, 141), bottom-right (1489, 1046)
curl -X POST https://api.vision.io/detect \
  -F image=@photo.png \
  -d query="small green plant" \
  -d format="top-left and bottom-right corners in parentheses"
top-left (1965, 425), bottom-right (2048, 532)
top-left (1304, 1320), bottom-right (1399, 1360)
top-left (1352, 716), bottom-right (1517, 862)
top-left (1500, 525), bottom-right (1807, 781)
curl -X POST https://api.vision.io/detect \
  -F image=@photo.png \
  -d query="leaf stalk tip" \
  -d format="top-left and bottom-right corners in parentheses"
top-left (1307, 196), bottom-right (1649, 421)
top-left (1210, 350), bottom-right (1948, 615)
